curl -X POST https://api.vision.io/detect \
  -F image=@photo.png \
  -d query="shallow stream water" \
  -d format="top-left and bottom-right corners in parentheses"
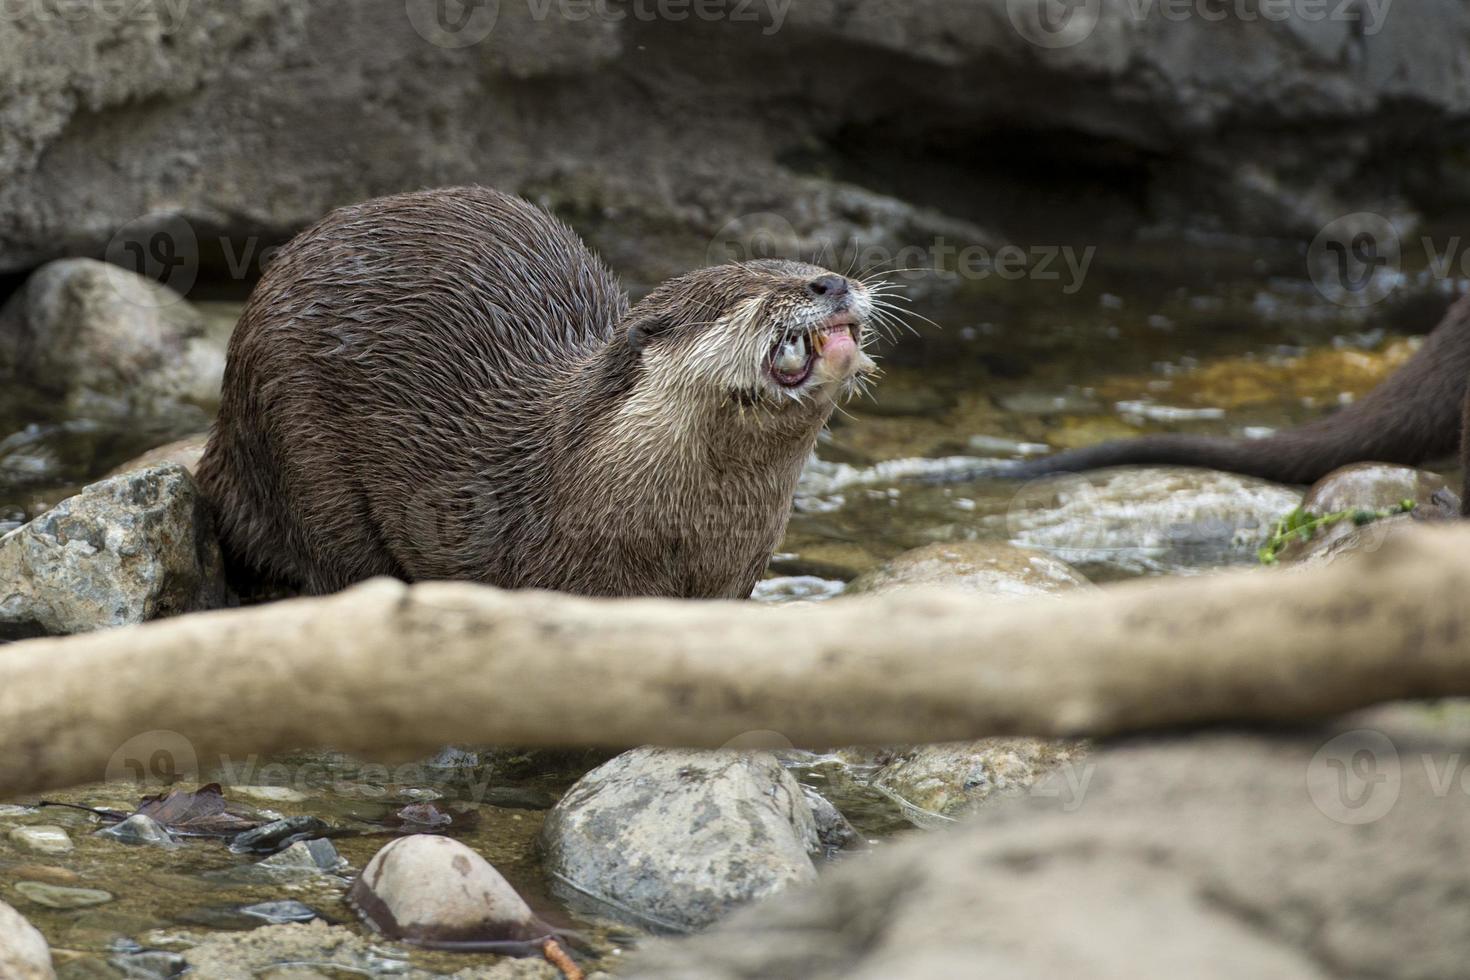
top-left (0, 237), bottom-right (1461, 976)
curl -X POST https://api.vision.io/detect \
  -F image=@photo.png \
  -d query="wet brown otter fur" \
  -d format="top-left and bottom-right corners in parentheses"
top-left (1008, 293), bottom-right (1470, 512)
top-left (196, 187), bottom-right (876, 597)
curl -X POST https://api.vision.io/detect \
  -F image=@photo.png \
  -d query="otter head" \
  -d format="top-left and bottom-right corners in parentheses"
top-left (623, 259), bottom-right (877, 410)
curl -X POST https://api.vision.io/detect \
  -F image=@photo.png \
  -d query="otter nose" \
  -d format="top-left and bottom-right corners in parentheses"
top-left (806, 274), bottom-right (849, 299)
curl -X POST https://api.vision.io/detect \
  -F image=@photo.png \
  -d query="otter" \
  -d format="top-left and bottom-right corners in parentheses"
top-left (1007, 293), bottom-right (1470, 512)
top-left (196, 187), bottom-right (876, 598)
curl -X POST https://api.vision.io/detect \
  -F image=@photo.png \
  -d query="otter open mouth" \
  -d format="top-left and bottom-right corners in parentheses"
top-left (768, 315), bottom-right (860, 388)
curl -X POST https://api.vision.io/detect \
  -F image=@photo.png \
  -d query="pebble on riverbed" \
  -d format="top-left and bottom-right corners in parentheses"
top-left (8, 825), bottom-right (73, 854)
top-left (348, 835), bottom-right (548, 948)
top-left (0, 464), bottom-right (229, 637)
top-left (95, 813), bottom-right (177, 847)
top-left (13, 881), bottom-right (113, 910)
top-left (540, 747), bottom-right (821, 933)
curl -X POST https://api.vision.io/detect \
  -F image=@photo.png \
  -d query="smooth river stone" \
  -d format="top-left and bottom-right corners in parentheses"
top-left (14, 882), bottom-right (113, 909)
top-left (348, 835), bottom-right (543, 944)
top-left (8, 826), bottom-right (73, 855)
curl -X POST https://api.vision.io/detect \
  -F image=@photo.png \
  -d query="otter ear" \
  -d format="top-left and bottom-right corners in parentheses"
top-left (626, 313), bottom-right (672, 352)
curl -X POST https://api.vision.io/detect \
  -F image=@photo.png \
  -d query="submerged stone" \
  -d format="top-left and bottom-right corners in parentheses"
top-left (96, 814), bottom-right (177, 847)
top-left (540, 747), bottom-right (820, 932)
top-left (14, 881), bottom-right (113, 909)
top-left (8, 825), bottom-right (73, 855)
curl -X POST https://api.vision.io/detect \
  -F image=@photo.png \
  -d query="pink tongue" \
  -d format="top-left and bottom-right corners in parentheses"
top-left (820, 329), bottom-right (858, 370)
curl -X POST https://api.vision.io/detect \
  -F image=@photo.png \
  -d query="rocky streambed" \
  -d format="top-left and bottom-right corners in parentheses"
top-left (0, 241), bottom-right (1463, 977)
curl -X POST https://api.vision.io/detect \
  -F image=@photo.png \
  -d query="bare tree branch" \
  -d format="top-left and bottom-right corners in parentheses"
top-left (3, 526), bottom-right (1468, 799)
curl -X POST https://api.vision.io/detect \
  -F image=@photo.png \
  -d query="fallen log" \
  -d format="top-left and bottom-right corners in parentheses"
top-left (2, 525), bottom-right (1468, 799)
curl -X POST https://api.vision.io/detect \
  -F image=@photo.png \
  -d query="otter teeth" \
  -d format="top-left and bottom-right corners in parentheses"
top-left (774, 334), bottom-right (810, 374)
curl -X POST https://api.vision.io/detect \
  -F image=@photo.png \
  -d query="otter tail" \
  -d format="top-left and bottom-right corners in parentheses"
top-left (1007, 295), bottom-right (1470, 486)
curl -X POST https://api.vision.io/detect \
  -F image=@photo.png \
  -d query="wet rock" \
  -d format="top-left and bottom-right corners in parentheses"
top-left (750, 576), bottom-right (845, 603)
top-left (230, 816), bottom-right (330, 855)
top-left (845, 541), bottom-right (1090, 598)
top-left (0, 464), bottom-right (228, 638)
top-left (541, 747), bottom-right (820, 932)
top-left (1301, 463), bottom-right (1456, 516)
top-left (260, 839), bottom-right (345, 873)
top-left (1276, 465), bottom-right (1461, 566)
top-left (8, 825), bottom-right (74, 854)
top-left (95, 815), bottom-right (176, 847)
top-left (1001, 467), bottom-right (1302, 575)
top-left (0, 260), bottom-right (222, 425)
top-left (627, 720), bottom-right (1470, 979)
top-left (172, 920), bottom-right (560, 979)
top-left (0, 900), bottom-right (53, 980)
top-left (348, 835), bottom-right (544, 945)
top-left (14, 882), bottom-right (113, 910)
top-left (239, 901), bottom-right (319, 925)
top-left (870, 738), bottom-right (1089, 829)
top-left (801, 787), bottom-right (861, 857)
top-left (230, 839), bottom-right (346, 880)
top-left (108, 949), bottom-right (187, 979)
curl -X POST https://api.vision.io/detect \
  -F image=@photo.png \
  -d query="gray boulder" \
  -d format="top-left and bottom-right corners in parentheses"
top-left (0, 464), bottom-right (227, 639)
top-left (0, 900), bottom-right (54, 980)
top-left (540, 747), bottom-right (820, 932)
top-left (628, 714), bottom-right (1470, 979)
top-left (0, 259), bottom-right (223, 425)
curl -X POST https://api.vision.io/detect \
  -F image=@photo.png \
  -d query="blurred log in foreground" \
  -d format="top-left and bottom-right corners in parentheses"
top-left (1, 525), bottom-right (1468, 799)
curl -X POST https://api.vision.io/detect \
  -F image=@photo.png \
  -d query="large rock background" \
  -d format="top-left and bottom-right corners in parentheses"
top-left (628, 708), bottom-right (1470, 979)
top-left (2, 0), bottom-right (1469, 291)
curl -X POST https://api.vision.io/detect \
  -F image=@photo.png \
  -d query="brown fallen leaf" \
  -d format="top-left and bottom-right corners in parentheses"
top-left (135, 783), bottom-right (260, 837)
